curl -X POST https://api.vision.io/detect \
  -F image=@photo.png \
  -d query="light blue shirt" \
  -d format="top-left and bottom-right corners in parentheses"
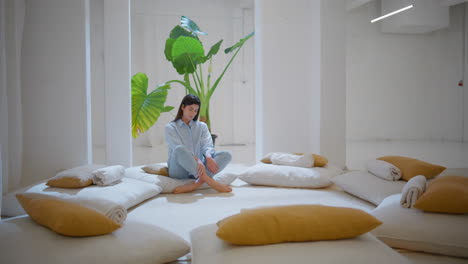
top-left (165, 119), bottom-right (214, 165)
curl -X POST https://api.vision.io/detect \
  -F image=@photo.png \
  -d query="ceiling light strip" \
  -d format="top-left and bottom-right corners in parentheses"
top-left (371, 4), bottom-right (413, 23)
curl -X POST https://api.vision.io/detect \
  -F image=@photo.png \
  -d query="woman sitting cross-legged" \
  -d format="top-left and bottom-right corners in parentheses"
top-left (165, 94), bottom-right (232, 194)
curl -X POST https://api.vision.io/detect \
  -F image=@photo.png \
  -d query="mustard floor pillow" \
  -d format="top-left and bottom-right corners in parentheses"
top-left (216, 204), bottom-right (382, 245)
top-left (377, 156), bottom-right (445, 181)
top-left (142, 163), bottom-right (169, 176)
top-left (414, 175), bottom-right (468, 214)
top-left (47, 164), bottom-right (105, 188)
top-left (16, 193), bottom-right (121, 236)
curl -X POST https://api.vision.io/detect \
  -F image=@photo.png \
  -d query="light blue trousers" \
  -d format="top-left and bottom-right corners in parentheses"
top-left (168, 145), bottom-right (232, 179)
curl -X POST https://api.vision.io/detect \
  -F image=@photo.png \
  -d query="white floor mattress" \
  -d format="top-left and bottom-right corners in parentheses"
top-left (190, 224), bottom-right (411, 264)
top-left (126, 179), bottom-right (375, 243)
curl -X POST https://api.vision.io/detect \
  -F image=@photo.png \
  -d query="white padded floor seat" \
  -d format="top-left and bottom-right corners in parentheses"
top-left (190, 224), bottom-right (412, 264)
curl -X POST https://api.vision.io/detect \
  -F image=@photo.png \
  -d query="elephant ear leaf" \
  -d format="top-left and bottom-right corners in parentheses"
top-left (205, 39), bottom-right (223, 61)
top-left (169, 25), bottom-right (198, 40)
top-left (171, 36), bottom-right (205, 74)
top-left (180, 16), bottom-right (207, 36)
top-left (165, 25), bottom-right (199, 61)
top-left (224, 32), bottom-right (254, 54)
top-left (162, 106), bottom-right (175, 112)
top-left (131, 73), bottom-right (173, 138)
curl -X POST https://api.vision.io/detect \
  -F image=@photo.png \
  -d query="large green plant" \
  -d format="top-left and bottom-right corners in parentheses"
top-left (165, 16), bottom-right (254, 131)
top-left (131, 73), bottom-right (174, 138)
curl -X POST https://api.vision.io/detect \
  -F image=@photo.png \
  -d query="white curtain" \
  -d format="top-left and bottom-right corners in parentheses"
top-left (0, 0), bottom-right (25, 200)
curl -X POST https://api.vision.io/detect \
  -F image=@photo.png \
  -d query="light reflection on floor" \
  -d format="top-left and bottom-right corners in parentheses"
top-left (346, 140), bottom-right (468, 170)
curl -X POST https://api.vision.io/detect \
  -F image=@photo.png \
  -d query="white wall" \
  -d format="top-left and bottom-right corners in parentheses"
top-left (347, 2), bottom-right (465, 142)
top-left (20, 0), bottom-right (89, 186)
top-left (130, 0), bottom-right (255, 153)
top-left (320, 0), bottom-right (347, 167)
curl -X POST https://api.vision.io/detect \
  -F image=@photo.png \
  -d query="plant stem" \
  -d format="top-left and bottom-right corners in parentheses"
top-left (207, 58), bottom-right (212, 93)
top-left (184, 74), bottom-right (191, 94)
top-left (199, 63), bottom-right (205, 95)
top-left (166, 80), bottom-right (197, 96)
top-left (206, 103), bottom-right (211, 131)
top-left (191, 74), bottom-right (201, 94)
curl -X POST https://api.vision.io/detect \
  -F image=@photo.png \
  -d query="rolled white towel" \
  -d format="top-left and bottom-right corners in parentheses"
top-left (400, 175), bottom-right (426, 208)
top-left (72, 196), bottom-right (127, 224)
top-left (367, 159), bottom-right (402, 181)
top-left (271, 153), bottom-right (314, 168)
top-left (92, 165), bottom-right (125, 186)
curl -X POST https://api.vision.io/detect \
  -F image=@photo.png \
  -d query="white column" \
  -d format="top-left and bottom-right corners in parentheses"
top-left (104, 0), bottom-right (132, 166)
top-left (5, 0), bottom-right (24, 191)
top-left (255, 0), bottom-right (321, 158)
top-left (310, 1), bottom-right (322, 154)
top-left (84, 0), bottom-right (92, 164)
top-left (464, 3), bottom-right (468, 142)
top-left (1, 0), bottom-right (6, 207)
top-left (320, 0), bottom-right (347, 168)
top-left (21, 0), bottom-right (88, 186)
top-left (254, 0), bottom-right (264, 161)
top-left (0, 148), bottom-right (3, 215)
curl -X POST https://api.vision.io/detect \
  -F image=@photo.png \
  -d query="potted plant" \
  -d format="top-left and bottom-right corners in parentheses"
top-left (164, 16), bottom-right (254, 142)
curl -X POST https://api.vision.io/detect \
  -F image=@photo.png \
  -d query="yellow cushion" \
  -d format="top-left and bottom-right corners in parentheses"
top-left (142, 163), bottom-right (169, 176)
top-left (16, 193), bottom-right (121, 236)
top-left (46, 165), bottom-right (103, 188)
top-left (414, 175), bottom-right (468, 214)
top-left (377, 156), bottom-right (445, 181)
top-left (260, 157), bottom-right (272, 164)
top-left (312, 154), bottom-right (328, 167)
top-left (216, 205), bottom-right (382, 245)
top-left (260, 153), bottom-right (328, 167)
top-left (47, 177), bottom-right (93, 188)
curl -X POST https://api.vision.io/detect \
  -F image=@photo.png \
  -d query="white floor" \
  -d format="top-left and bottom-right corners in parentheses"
top-left (93, 143), bottom-right (257, 167)
top-left (94, 140), bottom-right (467, 171)
top-left (132, 143), bottom-right (257, 166)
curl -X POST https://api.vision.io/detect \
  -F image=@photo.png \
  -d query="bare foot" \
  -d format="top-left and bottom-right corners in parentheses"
top-left (173, 179), bottom-right (204, 194)
top-left (200, 173), bottom-right (232, 193)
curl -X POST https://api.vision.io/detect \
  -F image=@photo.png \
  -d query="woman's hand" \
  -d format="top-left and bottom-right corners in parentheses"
top-left (196, 159), bottom-right (206, 177)
top-left (206, 157), bottom-right (219, 174)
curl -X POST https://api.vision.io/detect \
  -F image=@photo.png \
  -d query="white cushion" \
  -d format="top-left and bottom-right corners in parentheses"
top-left (237, 164), bottom-right (341, 188)
top-left (371, 194), bottom-right (468, 258)
top-left (331, 171), bottom-right (406, 205)
top-left (2, 178), bottom-right (161, 217)
top-left (190, 224), bottom-right (411, 264)
top-left (125, 166), bottom-right (238, 194)
top-left (0, 216), bottom-right (190, 264)
top-left (271, 153), bottom-right (313, 168)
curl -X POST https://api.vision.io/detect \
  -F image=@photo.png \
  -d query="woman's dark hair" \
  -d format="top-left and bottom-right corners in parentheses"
top-left (173, 94), bottom-right (201, 122)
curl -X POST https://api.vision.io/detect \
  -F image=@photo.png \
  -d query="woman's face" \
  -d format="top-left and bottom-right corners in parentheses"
top-left (181, 104), bottom-right (199, 121)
